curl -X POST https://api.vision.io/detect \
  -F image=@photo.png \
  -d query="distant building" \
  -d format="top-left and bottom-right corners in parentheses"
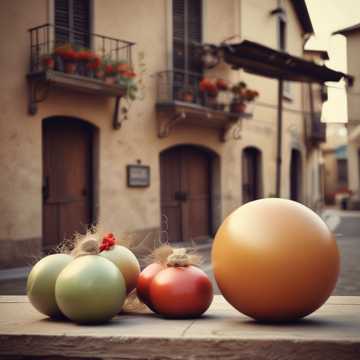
top-left (334, 23), bottom-right (360, 208)
top-left (322, 124), bottom-right (348, 205)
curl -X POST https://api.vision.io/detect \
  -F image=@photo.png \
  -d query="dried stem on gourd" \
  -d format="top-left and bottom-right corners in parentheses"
top-left (71, 232), bottom-right (100, 258)
top-left (146, 245), bottom-right (203, 267)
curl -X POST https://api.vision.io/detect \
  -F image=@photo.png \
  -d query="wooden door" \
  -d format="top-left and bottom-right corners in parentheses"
top-left (160, 146), bottom-right (211, 242)
top-left (43, 118), bottom-right (93, 250)
top-left (242, 147), bottom-right (262, 203)
top-left (290, 149), bottom-right (302, 202)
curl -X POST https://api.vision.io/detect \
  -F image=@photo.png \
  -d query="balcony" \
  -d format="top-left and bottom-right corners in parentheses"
top-left (155, 70), bottom-right (252, 141)
top-left (307, 112), bottom-right (326, 144)
top-left (27, 24), bottom-right (135, 128)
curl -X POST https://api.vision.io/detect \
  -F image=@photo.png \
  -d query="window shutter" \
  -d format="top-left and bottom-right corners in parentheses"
top-left (55, 0), bottom-right (70, 45)
top-left (173, 0), bottom-right (185, 71)
top-left (188, 0), bottom-right (201, 44)
top-left (72, 0), bottom-right (90, 47)
top-left (55, 0), bottom-right (90, 47)
top-left (187, 0), bottom-right (202, 73)
top-left (172, 0), bottom-right (202, 73)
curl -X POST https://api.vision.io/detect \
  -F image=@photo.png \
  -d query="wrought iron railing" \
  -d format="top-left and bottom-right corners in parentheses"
top-left (28, 23), bottom-right (135, 83)
top-left (156, 70), bottom-right (237, 113)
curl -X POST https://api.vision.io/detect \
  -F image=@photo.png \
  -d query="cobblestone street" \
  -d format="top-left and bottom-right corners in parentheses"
top-left (325, 210), bottom-right (360, 295)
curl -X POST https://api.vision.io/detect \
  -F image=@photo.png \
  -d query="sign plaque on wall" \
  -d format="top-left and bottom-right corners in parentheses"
top-left (127, 165), bottom-right (150, 188)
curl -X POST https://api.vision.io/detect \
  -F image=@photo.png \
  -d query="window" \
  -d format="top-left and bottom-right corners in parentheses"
top-left (242, 147), bottom-right (263, 204)
top-left (55, 0), bottom-right (90, 48)
top-left (290, 149), bottom-right (302, 202)
top-left (276, 11), bottom-right (292, 100)
top-left (278, 17), bottom-right (286, 51)
top-left (173, 0), bottom-right (202, 74)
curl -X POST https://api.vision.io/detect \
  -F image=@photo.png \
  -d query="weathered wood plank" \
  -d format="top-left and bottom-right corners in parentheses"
top-left (0, 295), bottom-right (359, 359)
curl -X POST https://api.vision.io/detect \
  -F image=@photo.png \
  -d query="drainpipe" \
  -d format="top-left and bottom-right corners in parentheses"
top-left (275, 77), bottom-right (284, 197)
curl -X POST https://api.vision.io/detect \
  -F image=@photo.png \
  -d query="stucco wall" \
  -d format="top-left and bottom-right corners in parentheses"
top-left (346, 32), bottom-right (360, 194)
top-left (0, 0), bottom-right (48, 266)
top-left (0, 0), bottom-right (319, 267)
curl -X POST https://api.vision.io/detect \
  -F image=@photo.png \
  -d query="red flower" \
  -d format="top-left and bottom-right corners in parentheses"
top-left (86, 56), bottom-right (101, 70)
top-left (105, 64), bottom-right (114, 74)
top-left (99, 233), bottom-right (117, 251)
top-left (42, 56), bottom-right (54, 67)
top-left (77, 50), bottom-right (89, 61)
top-left (216, 79), bottom-right (228, 91)
top-left (199, 78), bottom-right (213, 92)
top-left (63, 49), bottom-right (77, 61)
top-left (122, 70), bottom-right (136, 78)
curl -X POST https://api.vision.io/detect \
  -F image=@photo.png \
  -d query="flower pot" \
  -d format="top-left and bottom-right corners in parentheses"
top-left (42, 58), bottom-right (55, 71)
top-left (95, 70), bottom-right (105, 80)
top-left (77, 61), bottom-right (91, 77)
top-left (216, 79), bottom-right (228, 91)
top-left (182, 93), bottom-right (194, 102)
top-left (205, 95), bottom-right (218, 108)
top-left (64, 62), bottom-right (77, 74)
top-left (230, 102), bottom-right (246, 114)
top-left (105, 76), bottom-right (117, 85)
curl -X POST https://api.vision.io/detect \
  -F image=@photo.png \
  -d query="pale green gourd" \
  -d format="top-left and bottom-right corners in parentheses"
top-left (55, 255), bottom-right (126, 324)
top-left (27, 253), bottom-right (73, 318)
top-left (99, 245), bottom-right (140, 293)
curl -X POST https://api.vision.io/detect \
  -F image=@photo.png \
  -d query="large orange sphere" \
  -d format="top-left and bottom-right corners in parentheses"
top-left (212, 198), bottom-right (339, 322)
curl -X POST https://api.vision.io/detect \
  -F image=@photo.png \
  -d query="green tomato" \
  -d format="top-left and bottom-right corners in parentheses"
top-left (99, 245), bottom-right (140, 293)
top-left (55, 255), bottom-right (126, 324)
top-left (27, 253), bottom-right (73, 318)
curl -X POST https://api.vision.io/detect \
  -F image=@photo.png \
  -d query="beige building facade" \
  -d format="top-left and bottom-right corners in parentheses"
top-left (334, 24), bottom-right (360, 207)
top-left (322, 124), bottom-right (348, 204)
top-left (0, 0), bottom-right (329, 268)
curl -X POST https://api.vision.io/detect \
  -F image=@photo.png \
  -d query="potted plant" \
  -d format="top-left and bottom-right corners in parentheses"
top-left (178, 87), bottom-right (194, 102)
top-left (230, 81), bottom-right (259, 114)
top-left (77, 48), bottom-right (98, 76)
top-left (216, 78), bottom-right (228, 91)
top-left (117, 68), bottom-right (137, 93)
top-left (104, 60), bottom-right (118, 85)
top-left (54, 44), bottom-right (78, 74)
top-left (86, 54), bottom-right (102, 78)
top-left (115, 71), bottom-right (138, 121)
top-left (116, 60), bottom-right (130, 75)
top-left (41, 54), bottom-right (55, 71)
top-left (199, 78), bottom-right (218, 108)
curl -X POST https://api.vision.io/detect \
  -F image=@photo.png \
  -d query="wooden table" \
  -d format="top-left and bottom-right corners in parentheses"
top-left (0, 295), bottom-right (359, 359)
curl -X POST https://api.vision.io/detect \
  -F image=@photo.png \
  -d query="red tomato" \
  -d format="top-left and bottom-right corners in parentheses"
top-left (136, 263), bottom-right (164, 309)
top-left (149, 265), bottom-right (213, 318)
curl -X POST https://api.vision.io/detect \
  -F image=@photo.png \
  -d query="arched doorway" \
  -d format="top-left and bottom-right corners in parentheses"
top-left (160, 145), bottom-right (214, 243)
top-left (242, 147), bottom-right (262, 203)
top-left (290, 149), bottom-right (302, 202)
top-left (42, 117), bottom-right (96, 251)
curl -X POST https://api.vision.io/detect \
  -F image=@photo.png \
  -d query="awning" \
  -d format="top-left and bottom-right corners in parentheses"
top-left (221, 40), bottom-right (352, 84)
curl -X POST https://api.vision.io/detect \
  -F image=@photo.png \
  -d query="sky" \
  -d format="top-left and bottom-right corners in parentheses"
top-left (305, 0), bottom-right (360, 123)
